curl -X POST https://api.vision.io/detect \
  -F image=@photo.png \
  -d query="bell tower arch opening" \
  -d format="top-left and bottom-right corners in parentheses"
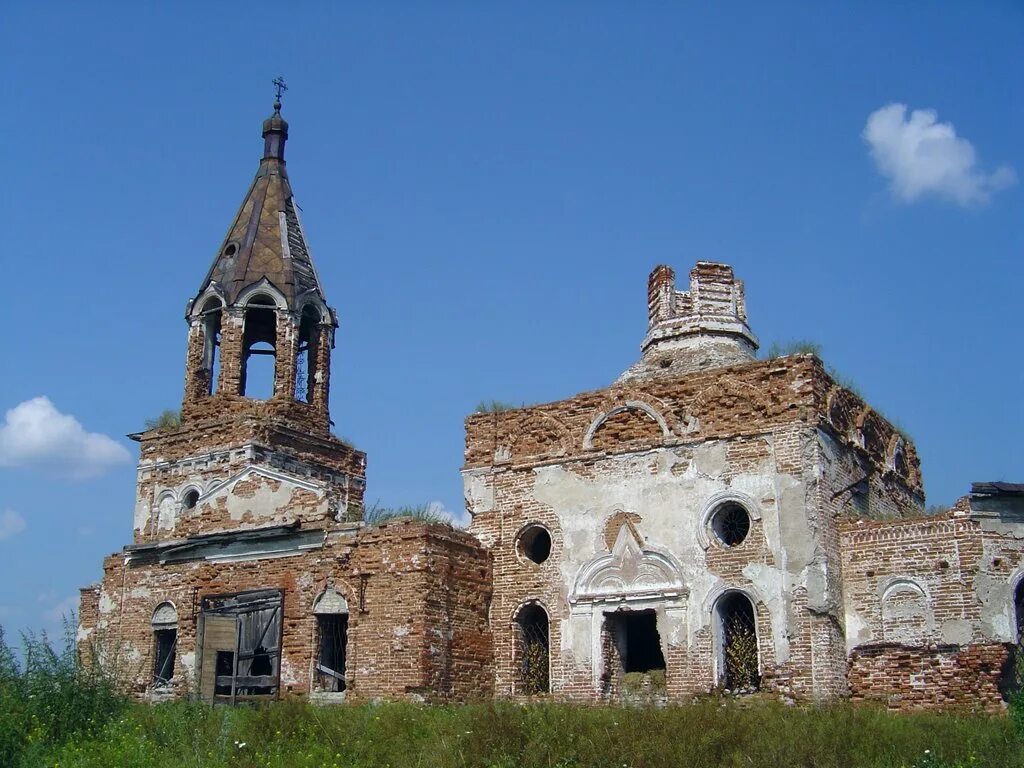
top-left (199, 297), bottom-right (223, 395)
top-left (296, 305), bottom-right (322, 403)
top-left (240, 297), bottom-right (278, 400)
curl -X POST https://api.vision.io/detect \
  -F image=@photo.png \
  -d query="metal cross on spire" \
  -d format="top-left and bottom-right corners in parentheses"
top-left (272, 76), bottom-right (288, 111)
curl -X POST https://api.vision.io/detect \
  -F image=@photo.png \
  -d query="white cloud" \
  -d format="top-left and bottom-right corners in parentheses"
top-left (863, 103), bottom-right (1015, 206)
top-left (0, 397), bottom-right (131, 479)
top-left (0, 509), bottom-right (26, 541)
top-left (42, 595), bottom-right (79, 627)
top-left (428, 500), bottom-right (470, 528)
top-left (426, 500), bottom-right (452, 520)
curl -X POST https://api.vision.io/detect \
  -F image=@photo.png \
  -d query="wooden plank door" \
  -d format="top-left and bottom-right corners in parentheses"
top-left (199, 614), bottom-right (238, 703)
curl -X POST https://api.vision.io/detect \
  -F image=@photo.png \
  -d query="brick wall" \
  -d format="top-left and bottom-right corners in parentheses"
top-left (848, 642), bottom-right (1010, 712)
top-left (133, 419), bottom-right (365, 543)
top-left (78, 520), bottom-right (492, 702)
top-left (464, 355), bottom-right (924, 704)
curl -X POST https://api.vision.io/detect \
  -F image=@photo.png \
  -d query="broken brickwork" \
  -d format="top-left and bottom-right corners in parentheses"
top-left (464, 262), bottom-right (1020, 710)
top-left (848, 643), bottom-right (1009, 712)
top-left (80, 521), bottom-right (491, 701)
top-left (79, 102), bottom-right (492, 705)
top-left (80, 100), bottom-right (1023, 711)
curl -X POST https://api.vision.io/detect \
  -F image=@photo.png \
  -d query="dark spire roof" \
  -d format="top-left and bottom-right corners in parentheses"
top-left (194, 100), bottom-right (327, 310)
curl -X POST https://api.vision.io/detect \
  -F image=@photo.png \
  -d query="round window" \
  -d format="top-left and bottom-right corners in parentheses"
top-left (710, 502), bottom-right (750, 547)
top-left (517, 524), bottom-right (552, 565)
top-left (182, 489), bottom-right (200, 511)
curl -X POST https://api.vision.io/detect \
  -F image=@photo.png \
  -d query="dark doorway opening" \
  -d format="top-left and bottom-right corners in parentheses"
top-left (516, 604), bottom-right (549, 695)
top-left (214, 651), bottom-right (235, 696)
top-left (316, 614), bottom-right (348, 692)
top-left (605, 610), bottom-right (666, 673)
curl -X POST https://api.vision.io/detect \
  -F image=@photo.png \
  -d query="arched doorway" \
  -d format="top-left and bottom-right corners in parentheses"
top-left (714, 591), bottom-right (761, 691)
top-left (515, 603), bottom-right (549, 695)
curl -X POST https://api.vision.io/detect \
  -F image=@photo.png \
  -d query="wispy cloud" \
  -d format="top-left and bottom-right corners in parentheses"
top-left (863, 103), bottom-right (1015, 206)
top-left (42, 595), bottom-right (79, 625)
top-left (429, 500), bottom-right (469, 528)
top-left (0, 509), bottom-right (26, 541)
top-left (0, 397), bottom-right (131, 479)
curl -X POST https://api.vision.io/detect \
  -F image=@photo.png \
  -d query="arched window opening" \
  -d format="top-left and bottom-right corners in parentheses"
top-left (893, 442), bottom-right (909, 477)
top-left (199, 298), bottom-right (223, 395)
top-left (151, 602), bottom-right (178, 686)
top-left (314, 588), bottom-right (349, 693)
top-left (1015, 579), bottom-right (1024, 644)
top-left (715, 592), bottom-right (760, 692)
top-left (295, 306), bottom-right (321, 403)
top-left (516, 603), bottom-right (549, 695)
top-left (1003, 579), bottom-right (1024, 701)
top-left (182, 489), bottom-right (199, 511)
top-left (240, 299), bottom-right (277, 399)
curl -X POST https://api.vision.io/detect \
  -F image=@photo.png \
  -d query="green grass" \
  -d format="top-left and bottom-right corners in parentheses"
top-left (362, 502), bottom-right (453, 526)
top-left (3, 628), bottom-right (1023, 768)
top-left (144, 409), bottom-right (182, 430)
top-left (31, 698), bottom-right (1024, 768)
top-left (764, 340), bottom-right (823, 360)
top-left (474, 400), bottom-right (521, 413)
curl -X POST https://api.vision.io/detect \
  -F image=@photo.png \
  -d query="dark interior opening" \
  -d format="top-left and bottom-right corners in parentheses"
top-left (717, 592), bottom-right (760, 690)
top-left (201, 300), bottom-right (222, 396)
top-left (153, 628), bottom-right (176, 684)
top-left (240, 302), bottom-right (277, 399)
top-left (182, 489), bottom-right (199, 511)
top-left (1015, 580), bottom-right (1024, 643)
top-left (711, 503), bottom-right (750, 547)
top-left (516, 604), bottom-right (549, 694)
top-left (316, 614), bottom-right (348, 692)
top-left (214, 651), bottom-right (235, 695)
top-left (606, 610), bottom-right (666, 673)
top-left (518, 525), bottom-right (552, 564)
top-left (295, 306), bottom-right (320, 403)
top-left (246, 647), bottom-right (274, 695)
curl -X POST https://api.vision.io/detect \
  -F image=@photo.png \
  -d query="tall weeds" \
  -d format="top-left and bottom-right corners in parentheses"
top-left (1, 621), bottom-right (1022, 768)
top-left (0, 622), bottom-right (127, 767)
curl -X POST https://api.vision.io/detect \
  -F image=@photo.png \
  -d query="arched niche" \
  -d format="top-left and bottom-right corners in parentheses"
top-left (583, 401), bottom-right (670, 453)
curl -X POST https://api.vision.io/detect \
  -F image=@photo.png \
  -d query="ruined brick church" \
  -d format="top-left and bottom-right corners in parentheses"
top-left (79, 101), bottom-right (1024, 711)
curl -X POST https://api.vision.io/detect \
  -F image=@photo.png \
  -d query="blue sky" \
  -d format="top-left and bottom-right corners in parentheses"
top-left (1, 2), bottom-right (1020, 640)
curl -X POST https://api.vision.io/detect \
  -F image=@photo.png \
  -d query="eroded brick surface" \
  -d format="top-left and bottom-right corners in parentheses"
top-left (77, 106), bottom-right (1023, 714)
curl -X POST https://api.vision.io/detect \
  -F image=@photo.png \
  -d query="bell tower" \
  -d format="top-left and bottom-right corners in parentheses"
top-left (181, 94), bottom-right (335, 435)
top-left (131, 95), bottom-right (365, 544)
